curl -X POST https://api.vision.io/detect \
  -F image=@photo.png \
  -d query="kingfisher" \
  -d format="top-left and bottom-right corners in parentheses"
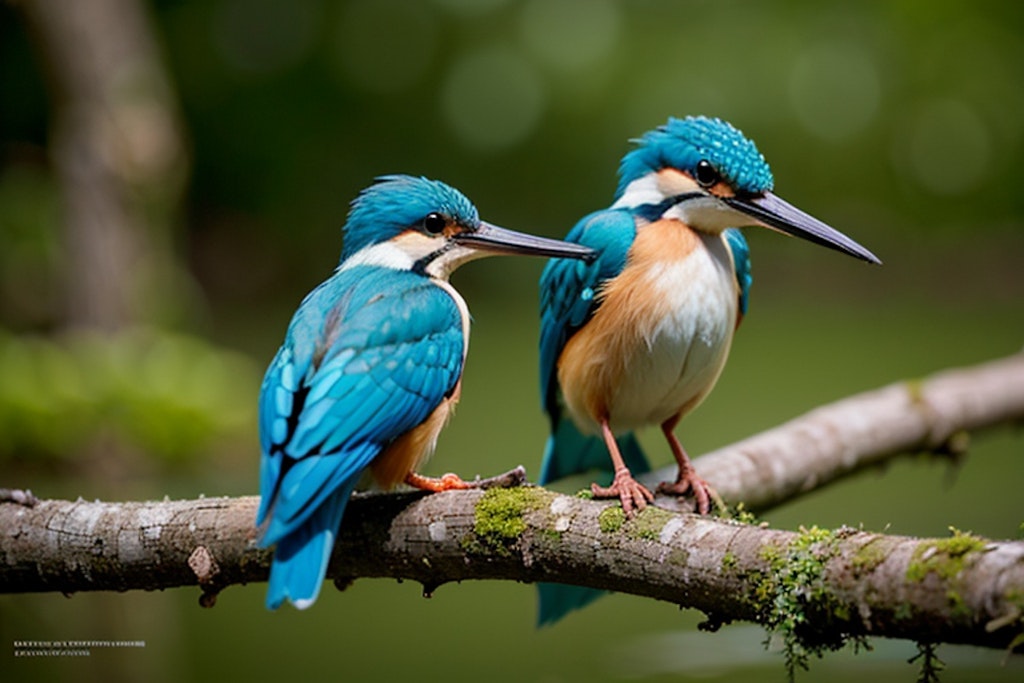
top-left (539, 114), bottom-right (878, 562)
top-left (256, 174), bottom-right (593, 610)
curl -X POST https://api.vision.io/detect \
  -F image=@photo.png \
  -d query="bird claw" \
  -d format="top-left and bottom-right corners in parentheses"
top-left (405, 466), bottom-right (528, 492)
top-left (657, 470), bottom-right (715, 515)
top-left (591, 470), bottom-right (654, 518)
top-left (404, 471), bottom-right (474, 492)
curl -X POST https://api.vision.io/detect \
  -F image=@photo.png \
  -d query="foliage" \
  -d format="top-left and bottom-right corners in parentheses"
top-left (754, 525), bottom-right (865, 681)
top-left (0, 328), bottom-right (258, 463)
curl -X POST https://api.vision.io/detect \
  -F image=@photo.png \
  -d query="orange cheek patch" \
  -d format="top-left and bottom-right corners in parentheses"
top-left (656, 167), bottom-right (736, 198)
top-left (706, 180), bottom-right (735, 198)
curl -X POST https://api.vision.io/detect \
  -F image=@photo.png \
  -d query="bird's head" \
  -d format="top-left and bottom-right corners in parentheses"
top-left (614, 116), bottom-right (879, 264)
top-left (341, 175), bottom-right (593, 278)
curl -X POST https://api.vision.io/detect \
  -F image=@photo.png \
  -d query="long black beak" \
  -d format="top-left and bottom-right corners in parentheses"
top-left (725, 192), bottom-right (881, 264)
top-left (455, 222), bottom-right (596, 262)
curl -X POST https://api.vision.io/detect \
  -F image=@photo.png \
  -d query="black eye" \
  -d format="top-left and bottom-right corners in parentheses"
top-left (423, 212), bottom-right (447, 235)
top-left (694, 160), bottom-right (720, 188)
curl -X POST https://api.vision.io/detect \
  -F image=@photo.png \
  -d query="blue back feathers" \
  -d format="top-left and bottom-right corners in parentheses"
top-left (258, 266), bottom-right (465, 533)
top-left (341, 175), bottom-right (480, 260)
top-left (615, 116), bottom-right (774, 200)
top-left (258, 260), bottom-right (466, 609)
top-left (538, 210), bottom-right (636, 424)
top-left (724, 228), bottom-right (752, 316)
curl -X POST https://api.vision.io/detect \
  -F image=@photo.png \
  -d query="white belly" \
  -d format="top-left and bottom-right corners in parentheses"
top-left (559, 229), bottom-right (738, 435)
top-left (608, 245), bottom-right (736, 430)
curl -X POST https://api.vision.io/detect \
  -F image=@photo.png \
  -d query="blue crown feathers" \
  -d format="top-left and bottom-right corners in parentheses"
top-left (341, 175), bottom-right (480, 260)
top-left (615, 116), bottom-right (774, 199)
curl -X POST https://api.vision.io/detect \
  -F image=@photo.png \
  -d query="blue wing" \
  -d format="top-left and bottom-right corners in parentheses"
top-left (256, 266), bottom-right (464, 608)
top-left (536, 209), bottom-right (646, 625)
top-left (538, 209), bottom-right (637, 425)
top-left (723, 227), bottom-right (752, 318)
top-left (538, 208), bottom-right (648, 487)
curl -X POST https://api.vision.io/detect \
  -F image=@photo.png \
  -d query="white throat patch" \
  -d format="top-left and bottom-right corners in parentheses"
top-left (337, 232), bottom-right (487, 281)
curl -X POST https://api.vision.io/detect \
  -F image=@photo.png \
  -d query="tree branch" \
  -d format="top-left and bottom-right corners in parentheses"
top-left (2, 490), bottom-right (1022, 651)
top-left (2, 353), bottom-right (1023, 651)
top-left (646, 352), bottom-right (1024, 512)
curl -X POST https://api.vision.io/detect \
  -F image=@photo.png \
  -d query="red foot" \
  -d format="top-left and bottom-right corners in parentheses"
top-left (404, 471), bottom-right (474, 492)
top-left (591, 469), bottom-right (654, 518)
top-left (657, 468), bottom-right (715, 515)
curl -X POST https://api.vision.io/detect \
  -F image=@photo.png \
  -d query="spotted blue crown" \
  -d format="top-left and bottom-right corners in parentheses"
top-left (615, 116), bottom-right (775, 199)
top-left (341, 175), bottom-right (480, 260)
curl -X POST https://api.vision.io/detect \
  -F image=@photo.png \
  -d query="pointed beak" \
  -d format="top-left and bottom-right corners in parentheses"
top-left (724, 192), bottom-right (881, 265)
top-left (454, 222), bottom-right (596, 262)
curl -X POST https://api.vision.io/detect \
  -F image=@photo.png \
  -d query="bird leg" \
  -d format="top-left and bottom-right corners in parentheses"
top-left (656, 414), bottom-right (715, 515)
top-left (589, 417), bottom-right (654, 518)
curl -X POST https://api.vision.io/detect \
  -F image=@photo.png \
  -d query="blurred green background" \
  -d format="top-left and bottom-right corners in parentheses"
top-left (1, 0), bottom-right (1022, 681)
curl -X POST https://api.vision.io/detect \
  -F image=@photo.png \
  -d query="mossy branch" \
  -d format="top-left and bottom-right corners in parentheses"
top-left (1, 353), bottom-right (1023, 652)
top-left (2, 490), bottom-right (1023, 652)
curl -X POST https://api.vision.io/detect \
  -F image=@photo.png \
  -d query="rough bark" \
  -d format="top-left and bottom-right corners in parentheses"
top-left (644, 352), bottom-right (1024, 512)
top-left (2, 353), bottom-right (1023, 652)
top-left (2, 491), bottom-right (1022, 651)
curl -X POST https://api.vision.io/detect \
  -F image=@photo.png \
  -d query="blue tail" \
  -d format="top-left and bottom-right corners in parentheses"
top-left (264, 483), bottom-right (354, 610)
top-left (537, 583), bottom-right (609, 627)
top-left (537, 418), bottom-right (650, 625)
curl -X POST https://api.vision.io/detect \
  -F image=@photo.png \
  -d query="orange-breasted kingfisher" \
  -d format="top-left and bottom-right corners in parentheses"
top-left (536, 117), bottom-right (879, 622)
top-left (256, 175), bottom-right (594, 610)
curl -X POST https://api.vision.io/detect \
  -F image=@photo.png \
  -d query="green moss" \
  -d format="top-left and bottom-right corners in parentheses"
top-left (593, 503), bottom-right (674, 538)
top-left (749, 526), bottom-right (861, 681)
top-left (667, 547), bottom-right (690, 566)
top-left (470, 487), bottom-right (549, 556)
top-left (893, 602), bottom-right (913, 622)
top-left (540, 528), bottom-right (562, 543)
top-left (728, 502), bottom-right (759, 525)
top-left (628, 506), bottom-right (675, 541)
top-left (722, 552), bottom-right (738, 571)
top-left (905, 378), bottom-right (926, 404)
top-left (904, 528), bottom-right (989, 626)
top-left (906, 528), bottom-right (988, 583)
top-left (851, 537), bottom-right (888, 576)
top-left (759, 542), bottom-right (783, 565)
top-left (985, 588), bottom-right (1024, 644)
top-left (598, 505), bottom-right (626, 533)
top-left (575, 489), bottom-right (595, 499)
top-left (947, 589), bottom-right (970, 619)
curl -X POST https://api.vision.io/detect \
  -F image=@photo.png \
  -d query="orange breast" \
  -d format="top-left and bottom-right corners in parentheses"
top-left (369, 382), bottom-right (461, 489)
top-left (557, 220), bottom-right (702, 427)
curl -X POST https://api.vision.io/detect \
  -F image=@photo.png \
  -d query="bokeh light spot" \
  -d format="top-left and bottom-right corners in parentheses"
top-left (905, 99), bottom-right (991, 195)
top-left (332, 0), bottom-right (439, 93)
top-left (520, 0), bottom-right (620, 73)
top-left (790, 43), bottom-right (880, 141)
top-left (440, 46), bottom-right (544, 151)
